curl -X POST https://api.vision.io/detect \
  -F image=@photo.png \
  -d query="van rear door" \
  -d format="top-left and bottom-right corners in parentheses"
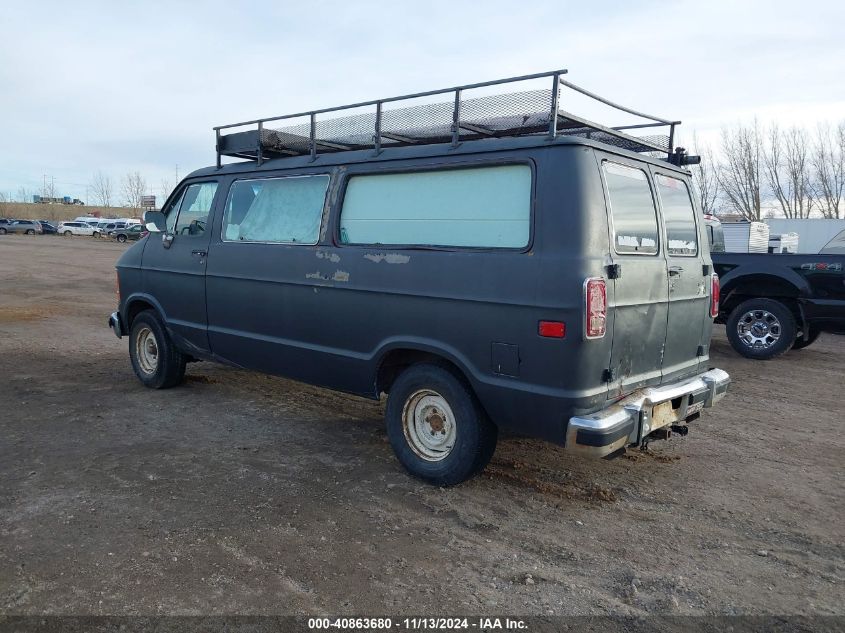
top-left (653, 171), bottom-right (711, 382)
top-left (599, 157), bottom-right (669, 396)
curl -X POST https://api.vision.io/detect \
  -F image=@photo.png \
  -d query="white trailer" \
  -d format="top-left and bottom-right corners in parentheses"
top-left (767, 232), bottom-right (800, 253)
top-left (722, 222), bottom-right (770, 253)
top-left (764, 219), bottom-right (845, 253)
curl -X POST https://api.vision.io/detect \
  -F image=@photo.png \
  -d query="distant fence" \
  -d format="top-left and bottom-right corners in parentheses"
top-left (0, 202), bottom-right (141, 222)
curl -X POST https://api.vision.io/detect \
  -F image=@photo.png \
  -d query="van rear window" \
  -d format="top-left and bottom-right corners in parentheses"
top-left (339, 165), bottom-right (531, 248)
top-left (603, 162), bottom-right (659, 255)
top-left (656, 174), bottom-right (698, 256)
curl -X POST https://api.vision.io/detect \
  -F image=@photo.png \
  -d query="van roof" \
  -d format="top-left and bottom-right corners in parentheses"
top-left (189, 133), bottom-right (692, 181)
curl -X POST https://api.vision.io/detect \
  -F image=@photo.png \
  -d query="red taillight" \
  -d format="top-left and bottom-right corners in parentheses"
top-left (710, 272), bottom-right (720, 318)
top-left (584, 277), bottom-right (607, 339)
top-left (538, 320), bottom-right (566, 338)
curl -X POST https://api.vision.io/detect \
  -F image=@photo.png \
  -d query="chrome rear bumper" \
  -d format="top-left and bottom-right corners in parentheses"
top-left (567, 368), bottom-right (730, 457)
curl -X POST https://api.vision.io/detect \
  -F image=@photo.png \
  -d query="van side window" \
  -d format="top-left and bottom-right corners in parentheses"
top-left (164, 188), bottom-right (187, 234)
top-left (603, 162), bottom-right (659, 255)
top-left (173, 182), bottom-right (218, 237)
top-left (656, 174), bottom-right (698, 256)
top-left (338, 165), bottom-right (531, 248)
top-left (222, 175), bottom-right (329, 244)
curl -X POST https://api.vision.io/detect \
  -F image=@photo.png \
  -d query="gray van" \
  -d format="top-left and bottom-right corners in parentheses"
top-left (108, 71), bottom-right (730, 485)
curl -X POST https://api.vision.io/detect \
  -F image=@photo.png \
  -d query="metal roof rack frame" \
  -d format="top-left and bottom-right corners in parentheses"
top-left (213, 69), bottom-right (682, 169)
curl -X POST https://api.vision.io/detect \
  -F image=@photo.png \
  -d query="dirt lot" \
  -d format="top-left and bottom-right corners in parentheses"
top-left (0, 235), bottom-right (842, 617)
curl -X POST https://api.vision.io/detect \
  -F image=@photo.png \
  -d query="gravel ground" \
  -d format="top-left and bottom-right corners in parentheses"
top-left (0, 235), bottom-right (842, 616)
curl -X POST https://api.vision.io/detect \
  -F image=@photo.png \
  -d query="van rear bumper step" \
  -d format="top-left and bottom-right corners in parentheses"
top-left (566, 368), bottom-right (731, 457)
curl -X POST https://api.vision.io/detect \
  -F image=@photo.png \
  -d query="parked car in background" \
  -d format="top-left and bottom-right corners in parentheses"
top-left (38, 221), bottom-right (58, 234)
top-left (820, 229), bottom-right (845, 254)
top-left (112, 224), bottom-right (144, 243)
top-left (57, 221), bottom-right (96, 237)
top-left (0, 220), bottom-right (43, 235)
top-left (705, 216), bottom-right (845, 358)
top-left (94, 221), bottom-right (118, 237)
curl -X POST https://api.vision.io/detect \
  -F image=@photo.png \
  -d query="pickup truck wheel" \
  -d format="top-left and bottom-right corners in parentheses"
top-left (792, 327), bottom-right (821, 350)
top-left (386, 364), bottom-right (497, 486)
top-left (727, 298), bottom-right (796, 360)
top-left (128, 310), bottom-right (187, 389)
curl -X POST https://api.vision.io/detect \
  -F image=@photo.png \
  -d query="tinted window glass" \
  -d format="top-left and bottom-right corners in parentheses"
top-left (223, 175), bottom-right (328, 244)
top-left (164, 188), bottom-right (186, 233)
top-left (339, 165), bottom-right (531, 248)
top-left (174, 182), bottom-right (217, 237)
top-left (603, 162), bottom-right (659, 254)
top-left (656, 174), bottom-right (698, 256)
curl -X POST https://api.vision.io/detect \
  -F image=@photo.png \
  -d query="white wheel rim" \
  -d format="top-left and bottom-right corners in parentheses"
top-left (401, 389), bottom-right (456, 462)
top-left (737, 309), bottom-right (782, 349)
top-left (135, 327), bottom-right (159, 374)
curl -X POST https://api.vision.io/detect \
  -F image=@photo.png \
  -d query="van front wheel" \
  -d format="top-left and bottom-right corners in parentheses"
top-left (386, 364), bottom-right (497, 486)
top-left (128, 310), bottom-right (187, 388)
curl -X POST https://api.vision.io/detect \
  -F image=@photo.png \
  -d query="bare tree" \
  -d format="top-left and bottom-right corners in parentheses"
top-left (812, 121), bottom-right (845, 219)
top-left (121, 171), bottom-right (146, 210)
top-left (159, 177), bottom-right (174, 207)
top-left (764, 125), bottom-right (814, 218)
top-left (718, 120), bottom-right (764, 221)
top-left (16, 186), bottom-right (30, 203)
top-left (689, 133), bottom-right (720, 215)
top-left (90, 171), bottom-right (114, 207)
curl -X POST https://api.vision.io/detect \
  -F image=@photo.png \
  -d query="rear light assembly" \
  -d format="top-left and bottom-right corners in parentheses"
top-left (710, 272), bottom-right (720, 318)
top-left (115, 271), bottom-right (121, 300)
top-left (538, 320), bottom-right (566, 338)
top-left (584, 277), bottom-right (607, 339)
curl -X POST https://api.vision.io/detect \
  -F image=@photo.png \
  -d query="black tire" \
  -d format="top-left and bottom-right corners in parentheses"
top-left (25, 229), bottom-right (34, 235)
top-left (726, 298), bottom-right (797, 360)
top-left (117, 234), bottom-right (127, 243)
top-left (792, 327), bottom-right (821, 350)
top-left (63, 231), bottom-right (72, 237)
top-left (385, 363), bottom-right (497, 486)
top-left (93, 231), bottom-right (101, 238)
top-left (128, 310), bottom-right (187, 389)
top-left (0, 228), bottom-right (6, 234)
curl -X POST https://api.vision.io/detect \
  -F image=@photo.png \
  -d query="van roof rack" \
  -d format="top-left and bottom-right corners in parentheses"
top-left (213, 69), bottom-right (682, 168)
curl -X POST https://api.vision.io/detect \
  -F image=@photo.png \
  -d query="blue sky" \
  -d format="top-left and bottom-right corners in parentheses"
top-left (1, 0), bottom-right (843, 204)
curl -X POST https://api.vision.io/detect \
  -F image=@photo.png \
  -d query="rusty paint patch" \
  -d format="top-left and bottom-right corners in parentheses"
top-left (650, 400), bottom-right (680, 431)
top-left (316, 250), bottom-right (341, 263)
top-left (364, 253), bottom-right (410, 264)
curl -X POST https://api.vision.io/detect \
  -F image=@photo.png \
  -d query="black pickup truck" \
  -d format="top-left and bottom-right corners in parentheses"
top-left (706, 217), bottom-right (845, 359)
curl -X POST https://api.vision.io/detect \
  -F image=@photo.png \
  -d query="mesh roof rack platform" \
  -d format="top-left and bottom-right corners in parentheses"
top-left (213, 69), bottom-right (683, 168)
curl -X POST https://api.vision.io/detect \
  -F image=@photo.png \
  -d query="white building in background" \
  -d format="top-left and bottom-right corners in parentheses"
top-left (764, 219), bottom-right (845, 254)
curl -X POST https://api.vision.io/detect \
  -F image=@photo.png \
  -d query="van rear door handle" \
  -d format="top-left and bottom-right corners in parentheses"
top-left (668, 266), bottom-right (684, 276)
top-left (192, 250), bottom-right (207, 257)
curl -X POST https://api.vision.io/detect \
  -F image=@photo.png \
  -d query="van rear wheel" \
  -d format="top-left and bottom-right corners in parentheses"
top-left (726, 298), bottom-right (796, 360)
top-left (128, 310), bottom-right (187, 388)
top-left (385, 364), bottom-right (497, 486)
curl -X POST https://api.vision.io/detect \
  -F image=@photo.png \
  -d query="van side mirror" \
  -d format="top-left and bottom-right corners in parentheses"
top-left (144, 211), bottom-right (166, 233)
